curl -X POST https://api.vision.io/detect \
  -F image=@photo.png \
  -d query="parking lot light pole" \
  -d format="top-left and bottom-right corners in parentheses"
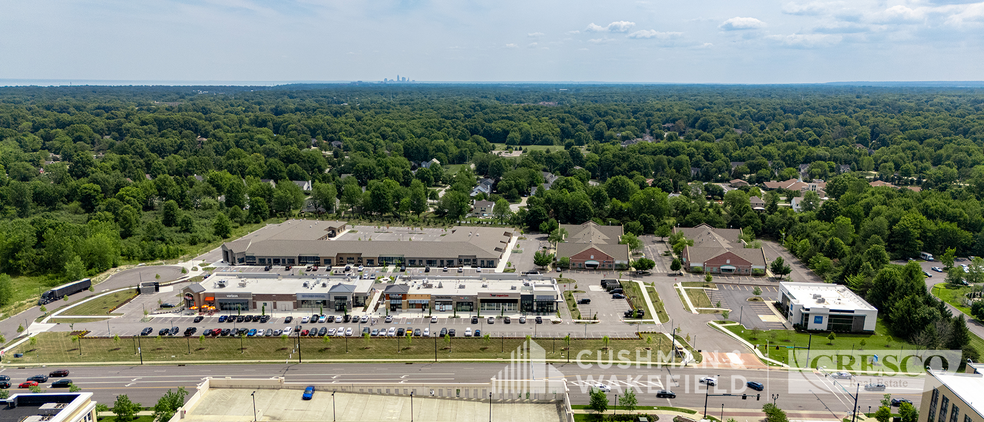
top-left (489, 392), bottom-right (492, 421)
top-left (251, 391), bottom-right (257, 422)
top-left (410, 391), bottom-right (414, 422)
top-left (332, 391), bottom-right (336, 421)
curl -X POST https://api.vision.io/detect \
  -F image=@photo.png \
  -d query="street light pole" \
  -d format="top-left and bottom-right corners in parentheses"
top-left (772, 394), bottom-right (779, 406)
top-left (251, 391), bottom-right (257, 422)
top-left (410, 391), bottom-right (414, 422)
top-left (489, 392), bottom-right (492, 422)
top-left (702, 374), bottom-right (719, 419)
top-left (332, 391), bottom-right (336, 421)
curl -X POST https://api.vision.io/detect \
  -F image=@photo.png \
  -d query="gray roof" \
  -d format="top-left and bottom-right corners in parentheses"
top-left (384, 284), bottom-right (409, 295)
top-left (685, 246), bottom-right (767, 267)
top-left (328, 284), bottom-right (356, 293)
top-left (556, 242), bottom-right (630, 262)
top-left (673, 224), bottom-right (742, 248)
top-left (560, 222), bottom-right (622, 245)
top-left (187, 283), bottom-right (206, 293)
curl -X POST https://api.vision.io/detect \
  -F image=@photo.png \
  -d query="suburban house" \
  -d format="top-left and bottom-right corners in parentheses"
top-left (472, 200), bottom-right (494, 217)
top-left (292, 180), bottom-right (313, 191)
top-left (471, 178), bottom-right (495, 197)
top-left (763, 178), bottom-right (827, 198)
top-left (555, 221), bottom-right (629, 270)
top-left (674, 223), bottom-right (767, 275)
top-left (749, 196), bottom-right (765, 211)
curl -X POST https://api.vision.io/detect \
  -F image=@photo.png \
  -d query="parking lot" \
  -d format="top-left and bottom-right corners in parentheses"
top-left (706, 284), bottom-right (787, 330)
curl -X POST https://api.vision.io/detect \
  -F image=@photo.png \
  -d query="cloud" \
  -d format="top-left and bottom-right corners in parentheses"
top-left (504, 43), bottom-right (518, 48)
top-left (626, 30), bottom-right (683, 39)
top-left (566, 30), bottom-right (580, 35)
top-left (698, 43), bottom-right (714, 48)
top-left (585, 21), bottom-right (636, 33)
top-left (811, 22), bottom-right (872, 34)
top-left (527, 42), bottom-right (538, 48)
top-left (783, 1), bottom-right (843, 16)
top-left (719, 17), bottom-right (766, 30)
top-left (588, 37), bottom-right (615, 44)
top-left (766, 33), bottom-right (842, 48)
top-left (527, 32), bottom-right (544, 37)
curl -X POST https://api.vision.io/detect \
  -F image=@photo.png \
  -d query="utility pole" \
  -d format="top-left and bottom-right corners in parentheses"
top-left (850, 384), bottom-right (860, 422)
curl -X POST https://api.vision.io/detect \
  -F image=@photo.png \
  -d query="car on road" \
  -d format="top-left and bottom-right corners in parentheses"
top-left (487, 317), bottom-right (494, 324)
top-left (19, 381), bottom-right (38, 388)
top-left (49, 370), bottom-right (69, 377)
top-left (141, 327), bottom-right (153, 336)
top-left (519, 316), bottom-right (526, 324)
top-left (302, 386), bottom-right (315, 400)
top-left (932, 267), bottom-right (944, 272)
top-left (746, 381), bottom-right (764, 391)
top-left (465, 327), bottom-right (472, 337)
top-left (593, 384), bottom-right (611, 392)
top-left (51, 379), bottom-right (74, 388)
top-left (655, 390), bottom-right (676, 399)
top-left (831, 372), bottom-right (852, 379)
top-left (27, 375), bottom-right (48, 383)
top-left (864, 383), bottom-right (887, 391)
top-left (0, 381), bottom-right (10, 389)
top-left (193, 316), bottom-right (204, 323)
top-left (699, 377), bottom-right (716, 386)
top-left (891, 398), bottom-right (912, 407)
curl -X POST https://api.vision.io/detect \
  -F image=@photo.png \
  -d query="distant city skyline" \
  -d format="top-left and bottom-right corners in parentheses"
top-left (1, 0), bottom-right (983, 84)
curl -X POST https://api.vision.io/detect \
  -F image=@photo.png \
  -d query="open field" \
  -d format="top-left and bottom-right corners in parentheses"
top-left (491, 143), bottom-right (562, 152)
top-left (58, 290), bottom-right (138, 316)
top-left (5, 331), bottom-right (674, 364)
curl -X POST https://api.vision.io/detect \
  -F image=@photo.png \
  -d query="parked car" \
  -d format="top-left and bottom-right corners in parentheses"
top-left (397, 328), bottom-right (406, 337)
top-left (283, 327), bottom-right (293, 335)
top-left (474, 329), bottom-right (481, 337)
top-left (431, 316), bottom-right (437, 323)
top-left (221, 329), bottom-right (232, 336)
top-left (656, 390), bottom-right (676, 399)
top-left (360, 315), bottom-right (369, 323)
top-left (343, 315), bottom-right (352, 323)
top-left (699, 377), bottom-right (716, 386)
top-left (27, 375), bottom-right (48, 383)
top-left (423, 328), bottom-right (430, 337)
top-left (302, 386), bottom-right (315, 400)
top-left (371, 329), bottom-right (379, 336)
top-left (0, 375), bottom-right (9, 382)
top-left (345, 328), bottom-right (353, 336)
top-left (577, 298), bottom-right (591, 304)
top-left (318, 327), bottom-right (328, 336)
top-left (864, 383), bottom-right (887, 391)
top-left (448, 329), bottom-right (456, 337)
top-left (334, 328), bottom-right (345, 337)
top-left (385, 315), bottom-right (394, 323)
top-left (51, 379), bottom-right (74, 388)
top-left (49, 370), bottom-right (69, 377)
top-left (19, 381), bottom-right (38, 388)
top-left (519, 316), bottom-right (526, 324)
top-left (141, 327), bottom-right (153, 336)
top-left (891, 398), bottom-right (912, 407)
top-left (471, 316), bottom-right (479, 324)
top-left (932, 267), bottom-right (944, 272)
top-left (440, 328), bottom-right (448, 337)
top-left (535, 316), bottom-right (543, 324)
top-left (247, 329), bottom-right (257, 337)
top-left (363, 327), bottom-right (371, 336)
top-left (487, 317), bottom-right (494, 324)
top-left (218, 315), bottom-right (228, 323)
top-left (264, 329), bottom-right (274, 337)
top-left (746, 381), bottom-right (765, 391)
top-left (284, 316), bottom-right (293, 323)
top-left (504, 316), bottom-right (511, 324)
top-left (328, 328), bottom-right (337, 336)
top-left (924, 271), bottom-right (932, 277)
top-left (300, 330), bottom-right (309, 336)
top-left (465, 327), bottom-right (472, 337)
top-left (169, 326), bottom-right (180, 336)
top-left (612, 293), bottom-right (626, 299)
top-left (413, 328), bottom-right (421, 337)
top-left (193, 316), bottom-right (204, 323)
top-left (301, 316), bottom-right (310, 323)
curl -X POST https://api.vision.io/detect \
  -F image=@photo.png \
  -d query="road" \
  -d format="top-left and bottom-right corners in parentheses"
top-left (0, 266), bottom-right (185, 342)
top-left (0, 363), bottom-right (923, 418)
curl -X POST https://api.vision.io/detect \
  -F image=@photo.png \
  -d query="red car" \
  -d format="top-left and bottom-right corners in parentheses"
top-left (49, 370), bottom-right (70, 377)
top-left (19, 381), bottom-right (38, 388)
top-left (300, 330), bottom-right (310, 336)
top-left (211, 328), bottom-right (222, 336)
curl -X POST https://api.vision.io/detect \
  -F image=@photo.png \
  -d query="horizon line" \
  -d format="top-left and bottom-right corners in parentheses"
top-left (2, 79), bottom-right (984, 88)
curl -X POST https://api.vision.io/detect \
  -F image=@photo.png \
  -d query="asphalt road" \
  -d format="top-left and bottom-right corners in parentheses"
top-left (0, 266), bottom-right (185, 342)
top-left (0, 363), bottom-right (924, 417)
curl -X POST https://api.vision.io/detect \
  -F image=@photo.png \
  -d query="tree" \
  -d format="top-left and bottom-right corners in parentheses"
top-left (65, 256), bottom-right (86, 283)
top-left (533, 250), bottom-right (554, 269)
top-left (113, 394), bottom-right (139, 422)
top-left (874, 406), bottom-right (891, 422)
top-left (753, 286), bottom-right (762, 296)
top-left (588, 387), bottom-right (609, 416)
top-left (633, 258), bottom-right (655, 272)
top-left (213, 213), bottom-right (232, 238)
top-left (311, 182), bottom-right (337, 214)
top-left (880, 394), bottom-right (892, 408)
top-left (0, 274), bottom-right (13, 306)
top-left (827, 332), bottom-right (836, 344)
top-left (947, 266), bottom-right (966, 286)
top-left (941, 247), bottom-right (956, 269)
top-left (899, 402), bottom-right (918, 422)
top-left (436, 191), bottom-right (471, 220)
top-left (762, 404), bottom-right (789, 422)
top-left (493, 199), bottom-right (511, 222)
top-left (161, 200), bottom-right (181, 227)
top-left (671, 258), bottom-right (682, 272)
top-left (444, 333), bottom-right (451, 350)
top-left (548, 227), bottom-right (568, 246)
top-left (620, 233), bottom-right (642, 252)
top-left (340, 183), bottom-right (364, 213)
top-left (770, 257), bottom-right (792, 279)
top-left (618, 388), bottom-right (637, 412)
top-left (152, 387), bottom-right (189, 422)
top-left (410, 184), bottom-right (428, 216)
top-left (272, 181), bottom-right (305, 216)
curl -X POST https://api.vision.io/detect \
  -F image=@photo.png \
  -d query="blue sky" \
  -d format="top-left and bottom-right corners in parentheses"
top-left (1, 0), bottom-right (982, 84)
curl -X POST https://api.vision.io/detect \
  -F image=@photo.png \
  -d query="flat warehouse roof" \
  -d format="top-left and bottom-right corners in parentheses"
top-left (184, 388), bottom-right (565, 422)
top-left (196, 275), bottom-right (374, 296)
top-left (780, 282), bottom-right (875, 311)
top-left (392, 278), bottom-right (559, 298)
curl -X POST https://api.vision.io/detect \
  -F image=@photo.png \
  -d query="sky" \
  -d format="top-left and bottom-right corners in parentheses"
top-left (1, 0), bottom-right (983, 84)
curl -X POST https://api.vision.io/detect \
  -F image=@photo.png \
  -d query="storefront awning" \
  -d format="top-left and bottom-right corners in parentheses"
top-left (585, 260), bottom-right (600, 266)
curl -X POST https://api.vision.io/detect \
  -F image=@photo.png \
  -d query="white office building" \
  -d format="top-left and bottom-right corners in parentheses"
top-left (778, 282), bottom-right (878, 333)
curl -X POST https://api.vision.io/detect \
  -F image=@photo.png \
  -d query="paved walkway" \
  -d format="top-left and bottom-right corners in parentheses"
top-left (631, 280), bottom-right (662, 324)
top-left (495, 235), bottom-right (519, 273)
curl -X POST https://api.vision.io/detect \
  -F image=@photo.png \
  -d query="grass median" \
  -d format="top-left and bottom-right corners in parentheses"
top-left (621, 281), bottom-right (668, 323)
top-left (5, 331), bottom-right (676, 364)
top-left (931, 283), bottom-right (975, 316)
top-left (58, 289), bottom-right (138, 316)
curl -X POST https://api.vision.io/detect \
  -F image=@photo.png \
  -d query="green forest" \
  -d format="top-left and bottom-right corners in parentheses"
top-left (1, 84), bottom-right (984, 358)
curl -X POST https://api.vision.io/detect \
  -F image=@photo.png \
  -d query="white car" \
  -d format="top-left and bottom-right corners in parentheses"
top-left (345, 328), bottom-right (353, 336)
top-left (465, 327), bottom-right (472, 337)
top-left (423, 328), bottom-right (430, 337)
top-left (283, 327), bottom-right (293, 335)
top-left (431, 316), bottom-right (437, 323)
top-left (328, 328), bottom-right (337, 336)
top-left (360, 315), bottom-right (369, 323)
top-left (301, 316), bottom-right (310, 323)
top-left (476, 267), bottom-right (482, 273)
top-left (318, 316), bottom-right (327, 323)
top-left (358, 265), bottom-right (364, 272)
top-left (593, 384), bottom-right (611, 392)
top-left (388, 327), bottom-right (397, 337)
top-left (699, 377), bottom-right (717, 386)
top-left (832, 372), bottom-right (853, 380)
top-left (256, 329), bottom-right (264, 336)
top-left (335, 328), bottom-right (345, 337)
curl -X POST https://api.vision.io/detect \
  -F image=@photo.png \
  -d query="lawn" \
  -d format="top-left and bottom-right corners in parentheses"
top-left (97, 415), bottom-right (156, 422)
top-left (5, 331), bottom-right (676, 364)
top-left (685, 288), bottom-right (713, 308)
top-left (58, 289), bottom-right (138, 316)
top-left (491, 143), bottom-right (562, 152)
top-left (722, 320), bottom-right (921, 366)
top-left (931, 284), bottom-right (975, 316)
top-left (621, 282), bottom-right (668, 323)
top-left (681, 282), bottom-right (716, 288)
top-left (564, 290), bottom-right (583, 320)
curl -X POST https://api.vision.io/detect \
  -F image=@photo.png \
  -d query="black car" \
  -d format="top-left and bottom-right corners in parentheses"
top-left (158, 328), bottom-right (168, 336)
top-left (311, 314), bottom-right (320, 322)
top-left (318, 327), bottom-right (328, 336)
top-left (612, 293), bottom-right (626, 299)
top-left (140, 327), bottom-right (153, 336)
top-left (343, 315), bottom-right (352, 323)
top-left (260, 315), bottom-right (270, 323)
top-left (327, 315), bottom-right (335, 322)
top-left (193, 316), bottom-right (204, 323)
top-left (285, 316), bottom-right (293, 323)
top-left (236, 316), bottom-right (245, 323)
top-left (504, 316), bottom-right (511, 324)
top-left (577, 298), bottom-right (591, 304)
top-left (308, 329), bottom-right (319, 337)
top-left (183, 327), bottom-right (197, 337)
top-left (169, 326), bottom-right (180, 336)
top-left (655, 390), bottom-right (676, 398)
top-left (397, 328), bottom-right (406, 336)
top-left (425, 266), bottom-right (430, 272)
top-left (891, 398), bottom-right (913, 407)
top-left (27, 375), bottom-right (48, 383)
top-left (440, 327), bottom-right (448, 337)
top-left (448, 329), bottom-right (456, 337)
top-left (0, 376), bottom-right (9, 382)
top-left (0, 382), bottom-right (10, 389)
top-left (471, 316), bottom-right (479, 324)
top-left (221, 329), bottom-right (231, 336)
top-left (400, 265), bottom-right (406, 272)
top-left (414, 328), bottom-right (422, 336)
top-left (264, 265), bottom-right (272, 271)
top-left (51, 379), bottom-right (73, 388)
top-left (49, 370), bottom-right (69, 377)
top-left (535, 316), bottom-right (543, 324)
top-left (746, 381), bottom-right (764, 391)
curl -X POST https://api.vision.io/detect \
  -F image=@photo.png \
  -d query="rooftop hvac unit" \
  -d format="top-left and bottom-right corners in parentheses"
top-left (816, 298), bottom-right (826, 303)
top-left (322, 283), bottom-right (327, 288)
top-left (510, 285), bottom-right (517, 290)
top-left (303, 282), bottom-right (309, 288)
top-left (813, 294), bottom-right (822, 299)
